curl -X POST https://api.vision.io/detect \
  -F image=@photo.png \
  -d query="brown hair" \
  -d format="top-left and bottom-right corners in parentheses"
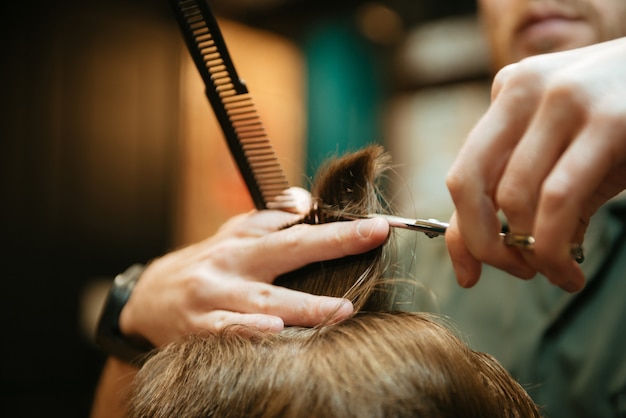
top-left (274, 145), bottom-right (394, 312)
top-left (127, 145), bottom-right (541, 418)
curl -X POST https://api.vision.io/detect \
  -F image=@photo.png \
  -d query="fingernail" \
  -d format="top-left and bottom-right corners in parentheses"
top-left (320, 298), bottom-right (342, 313)
top-left (258, 317), bottom-right (284, 332)
top-left (550, 270), bottom-right (584, 293)
top-left (452, 261), bottom-right (473, 288)
top-left (562, 281), bottom-right (582, 293)
top-left (356, 218), bottom-right (384, 238)
top-left (320, 298), bottom-right (354, 319)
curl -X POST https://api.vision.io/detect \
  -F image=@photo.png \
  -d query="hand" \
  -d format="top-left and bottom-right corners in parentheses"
top-left (446, 37), bottom-right (626, 292)
top-left (119, 190), bottom-right (390, 347)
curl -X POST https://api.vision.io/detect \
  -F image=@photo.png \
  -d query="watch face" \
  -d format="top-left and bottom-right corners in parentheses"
top-left (114, 264), bottom-right (145, 288)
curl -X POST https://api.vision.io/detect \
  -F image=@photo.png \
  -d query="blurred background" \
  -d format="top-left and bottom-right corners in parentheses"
top-left (0, 0), bottom-right (488, 415)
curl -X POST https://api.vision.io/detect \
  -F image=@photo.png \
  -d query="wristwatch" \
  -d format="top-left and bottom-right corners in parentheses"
top-left (95, 263), bottom-right (154, 365)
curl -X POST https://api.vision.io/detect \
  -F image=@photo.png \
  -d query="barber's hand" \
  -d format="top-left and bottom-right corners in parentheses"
top-left (446, 37), bottom-right (626, 292)
top-left (119, 188), bottom-right (389, 347)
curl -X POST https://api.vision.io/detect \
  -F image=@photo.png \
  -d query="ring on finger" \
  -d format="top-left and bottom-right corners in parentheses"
top-left (503, 233), bottom-right (535, 250)
top-left (502, 232), bottom-right (584, 264)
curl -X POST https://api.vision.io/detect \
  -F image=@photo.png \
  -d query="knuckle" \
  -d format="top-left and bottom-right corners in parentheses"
top-left (492, 62), bottom-right (518, 96)
top-left (243, 283), bottom-right (274, 313)
top-left (496, 180), bottom-right (532, 218)
top-left (540, 179), bottom-right (571, 213)
top-left (333, 224), bottom-right (357, 257)
top-left (278, 223), bottom-right (308, 247)
top-left (498, 60), bottom-right (544, 97)
top-left (181, 272), bottom-right (204, 295)
top-left (206, 242), bottom-right (240, 271)
top-left (543, 77), bottom-right (588, 113)
top-left (217, 212), bottom-right (252, 234)
top-left (211, 312), bottom-right (229, 332)
top-left (292, 299), bottom-right (318, 326)
top-left (446, 171), bottom-right (468, 201)
top-left (591, 97), bottom-right (626, 130)
top-left (471, 244), bottom-right (497, 263)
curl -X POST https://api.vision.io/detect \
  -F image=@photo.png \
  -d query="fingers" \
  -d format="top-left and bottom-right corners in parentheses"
top-left (216, 209), bottom-right (304, 238)
top-left (156, 213), bottom-right (386, 342)
top-left (205, 281), bottom-right (354, 330)
top-left (493, 72), bottom-right (585, 288)
top-left (195, 311), bottom-right (286, 333)
top-left (446, 70), bottom-right (542, 280)
top-left (266, 186), bottom-right (312, 215)
top-left (177, 215), bottom-right (385, 336)
top-left (497, 64), bottom-right (626, 291)
top-left (445, 212), bottom-right (483, 288)
top-left (224, 187), bottom-right (312, 234)
top-left (241, 217), bottom-right (390, 281)
top-left (193, 294), bottom-right (353, 335)
top-left (496, 77), bottom-right (583, 234)
top-left (532, 102), bottom-right (626, 290)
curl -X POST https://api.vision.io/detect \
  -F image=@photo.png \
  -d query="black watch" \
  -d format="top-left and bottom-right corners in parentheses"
top-left (95, 263), bottom-right (154, 365)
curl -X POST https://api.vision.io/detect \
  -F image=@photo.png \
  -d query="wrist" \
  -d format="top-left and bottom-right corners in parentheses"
top-left (95, 264), bottom-right (154, 365)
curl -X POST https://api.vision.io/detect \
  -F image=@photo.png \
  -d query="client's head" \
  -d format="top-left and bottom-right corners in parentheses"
top-left (126, 145), bottom-right (541, 418)
top-left (128, 312), bottom-right (540, 418)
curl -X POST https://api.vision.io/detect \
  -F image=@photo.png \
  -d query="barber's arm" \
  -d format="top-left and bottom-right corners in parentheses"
top-left (446, 38), bottom-right (626, 292)
top-left (90, 204), bottom-right (389, 417)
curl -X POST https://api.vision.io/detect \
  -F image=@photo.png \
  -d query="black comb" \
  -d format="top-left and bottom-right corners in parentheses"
top-left (169, 0), bottom-right (289, 210)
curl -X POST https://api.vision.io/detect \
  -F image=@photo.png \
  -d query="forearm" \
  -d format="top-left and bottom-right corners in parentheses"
top-left (90, 357), bottom-right (138, 418)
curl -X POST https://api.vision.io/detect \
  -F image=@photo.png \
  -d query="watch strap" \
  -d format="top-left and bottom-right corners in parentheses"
top-left (95, 264), bottom-right (153, 365)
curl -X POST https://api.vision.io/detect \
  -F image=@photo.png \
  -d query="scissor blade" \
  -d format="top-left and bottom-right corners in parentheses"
top-left (319, 209), bottom-right (584, 263)
top-left (325, 211), bottom-right (449, 238)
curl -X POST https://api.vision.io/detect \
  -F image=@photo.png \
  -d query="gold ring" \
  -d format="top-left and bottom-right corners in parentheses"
top-left (502, 232), bottom-right (584, 264)
top-left (503, 233), bottom-right (535, 250)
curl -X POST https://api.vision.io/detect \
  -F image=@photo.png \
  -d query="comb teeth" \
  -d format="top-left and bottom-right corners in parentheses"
top-left (171, 0), bottom-right (290, 210)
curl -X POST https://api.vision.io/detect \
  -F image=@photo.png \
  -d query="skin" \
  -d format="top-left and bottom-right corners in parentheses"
top-left (480, 0), bottom-right (626, 70)
top-left (121, 205), bottom-right (390, 347)
top-left (446, 0), bottom-right (626, 291)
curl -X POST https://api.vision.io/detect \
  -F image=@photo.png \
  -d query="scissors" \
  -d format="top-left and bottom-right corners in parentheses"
top-left (316, 207), bottom-right (585, 264)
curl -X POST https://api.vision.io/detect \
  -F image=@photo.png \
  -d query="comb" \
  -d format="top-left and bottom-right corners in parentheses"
top-left (169, 0), bottom-right (290, 210)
